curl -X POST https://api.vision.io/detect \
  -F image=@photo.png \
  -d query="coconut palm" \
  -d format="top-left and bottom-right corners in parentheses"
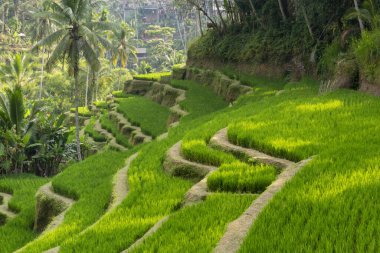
top-left (0, 85), bottom-right (25, 134)
top-left (29, 0), bottom-right (57, 99)
top-left (34, 0), bottom-right (112, 160)
top-left (111, 22), bottom-right (136, 89)
top-left (0, 53), bottom-right (32, 87)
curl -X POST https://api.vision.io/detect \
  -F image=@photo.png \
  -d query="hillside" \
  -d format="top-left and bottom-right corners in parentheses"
top-left (0, 1), bottom-right (379, 251)
top-left (0, 65), bottom-right (379, 252)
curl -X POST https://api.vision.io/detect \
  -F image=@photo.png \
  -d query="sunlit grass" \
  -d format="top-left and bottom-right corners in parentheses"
top-left (16, 151), bottom-right (133, 253)
top-left (208, 162), bottom-right (276, 193)
top-left (56, 80), bottom-right (230, 253)
top-left (133, 72), bottom-right (171, 82)
top-left (181, 139), bottom-right (236, 166)
top-left (100, 112), bottom-right (132, 148)
top-left (0, 174), bottom-right (48, 253)
top-left (116, 96), bottom-right (171, 138)
top-left (132, 193), bottom-right (256, 253)
top-left (84, 117), bottom-right (107, 142)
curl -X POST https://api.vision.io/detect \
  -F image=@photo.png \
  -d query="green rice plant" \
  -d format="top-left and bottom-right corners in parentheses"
top-left (170, 80), bottom-right (228, 121)
top-left (207, 162), bottom-right (276, 193)
top-left (0, 174), bottom-right (48, 253)
top-left (84, 117), bottom-right (107, 142)
top-left (99, 113), bottom-right (131, 148)
top-left (133, 72), bottom-right (171, 81)
top-left (16, 151), bottom-right (134, 253)
top-left (172, 63), bottom-right (186, 71)
top-left (116, 96), bottom-right (171, 137)
top-left (69, 107), bottom-right (92, 117)
top-left (221, 67), bottom-right (286, 90)
top-left (93, 101), bottom-right (108, 109)
top-left (112, 91), bottom-right (129, 98)
top-left (55, 80), bottom-right (229, 253)
top-left (132, 193), bottom-right (256, 253)
top-left (181, 139), bottom-right (236, 166)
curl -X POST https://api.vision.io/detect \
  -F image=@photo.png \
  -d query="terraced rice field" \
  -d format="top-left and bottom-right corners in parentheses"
top-left (1, 75), bottom-right (379, 253)
top-left (116, 96), bottom-right (171, 138)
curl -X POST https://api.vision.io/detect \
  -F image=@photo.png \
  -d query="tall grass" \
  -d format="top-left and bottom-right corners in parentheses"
top-left (133, 72), bottom-right (171, 81)
top-left (99, 113), bottom-right (132, 148)
top-left (181, 139), bottom-right (236, 166)
top-left (132, 193), bottom-right (256, 253)
top-left (116, 96), bottom-right (171, 138)
top-left (17, 151), bottom-right (134, 253)
top-left (55, 80), bottom-right (230, 253)
top-left (0, 174), bottom-right (48, 253)
top-left (84, 117), bottom-right (107, 142)
top-left (223, 89), bottom-right (380, 252)
top-left (207, 162), bottom-right (276, 193)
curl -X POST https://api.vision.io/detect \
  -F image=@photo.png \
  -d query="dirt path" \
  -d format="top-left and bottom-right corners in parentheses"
top-left (121, 216), bottom-right (170, 253)
top-left (39, 183), bottom-right (76, 234)
top-left (109, 153), bottom-right (139, 210)
top-left (211, 128), bottom-right (313, 253)
top-left (0, 192), bottom-right (17, 219)
top-left (39, 153), bottom-right (139, 253)
top-left (122, 141), bottom-right (217, 252)
top-left (210, 128), bottom-right (293, 168)
top-left (164, 141), bottom-right (216, 179)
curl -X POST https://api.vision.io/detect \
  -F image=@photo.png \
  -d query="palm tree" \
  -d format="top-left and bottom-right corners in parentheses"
top-left (0, 53), bottom-right (32, 87)
top-left (29, 0), bottom-right (56, 99)
top-left (111, 22), bottom-right (136, 90)
top-left (34, 0), bottom-right (112, 160)
top-left (0, 85), bottom-right (25, 134)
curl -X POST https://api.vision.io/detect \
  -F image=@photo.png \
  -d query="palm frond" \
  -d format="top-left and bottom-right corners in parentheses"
top-left (33, 29), bottom-right (69, 50)
top-left (46, 34), bottom-right (71, 72)
top-left (80, 39), bottom-right (100, 72)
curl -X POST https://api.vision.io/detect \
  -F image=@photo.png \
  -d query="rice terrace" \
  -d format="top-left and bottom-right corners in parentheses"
top-left (0, 0), bottom-right (379, 252)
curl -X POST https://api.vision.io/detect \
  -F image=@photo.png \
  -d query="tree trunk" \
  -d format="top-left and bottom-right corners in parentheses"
top-left (278, 0), bottom-right (287, 21)
top-left (198, 10), bottom-right (203, 36)
top-left (354, 0), bottom-right (364, 33)
top-left (175, 10), bottom-right (186, 50)
top-left (214, 0), bottom-right (226, 31)
top-left (118, 69), bottom-right (121, 90)
top-left (85, 66), bottom-right (89, 107)
top-left (74, 63), bottom-right (82, 161)
top-left (300, 2), bottom-right (313, 38)
top-left (248, 0), bottom-right (263, 29)
top-left (39, 46), bottom-right (45, 100)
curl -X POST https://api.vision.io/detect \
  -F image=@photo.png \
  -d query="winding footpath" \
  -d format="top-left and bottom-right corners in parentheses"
top-left (39, 183), bottom-right (76, 234)
top-left (0, 192), bottom-right (17, 220)
top-left (210, 128), bottom-right (313, 253)
top-left (42, 153), bottom-right (139, 253)
top-left (132, 127), bottom-right (312, 253)
top-left (122, 141), bottom-right (216, 252)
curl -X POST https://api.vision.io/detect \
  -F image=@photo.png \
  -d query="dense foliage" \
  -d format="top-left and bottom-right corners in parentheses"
top-left (185, 0), bottom-right (380, 85)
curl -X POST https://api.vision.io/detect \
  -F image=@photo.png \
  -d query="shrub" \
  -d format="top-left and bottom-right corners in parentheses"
top-left (84, 117), bottom-right (107, 142)
top-left (172, 63), bottom-right (186, 71)
top-left (112, 91), bottom-right (129, 98)
top-left (70, 107), bottom-right (92, 117)
top-left (207, 162), bottom-right (276, 193)
top-left (353, 29), bottom-right (380, 83)
top-left (99, 113), bottom-right (131, 148)
top-left (93, 101), bottom-right (108, 109)
top-left (181, 140), bottom-right (236, 166)
top-left (133, 72), bottom-right (171, 81)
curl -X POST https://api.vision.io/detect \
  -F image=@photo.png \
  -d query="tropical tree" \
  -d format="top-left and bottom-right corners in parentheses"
top-left (0, 53), bottom-right (32, 87)
top-left (0, 85), bottom-right (38, 173)
top-left (34, 0), bottom-right (112, 160)
top-left (29, 0), bottom-right (56, 99)
top-left (111, 22), bottom-right (136, 89)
